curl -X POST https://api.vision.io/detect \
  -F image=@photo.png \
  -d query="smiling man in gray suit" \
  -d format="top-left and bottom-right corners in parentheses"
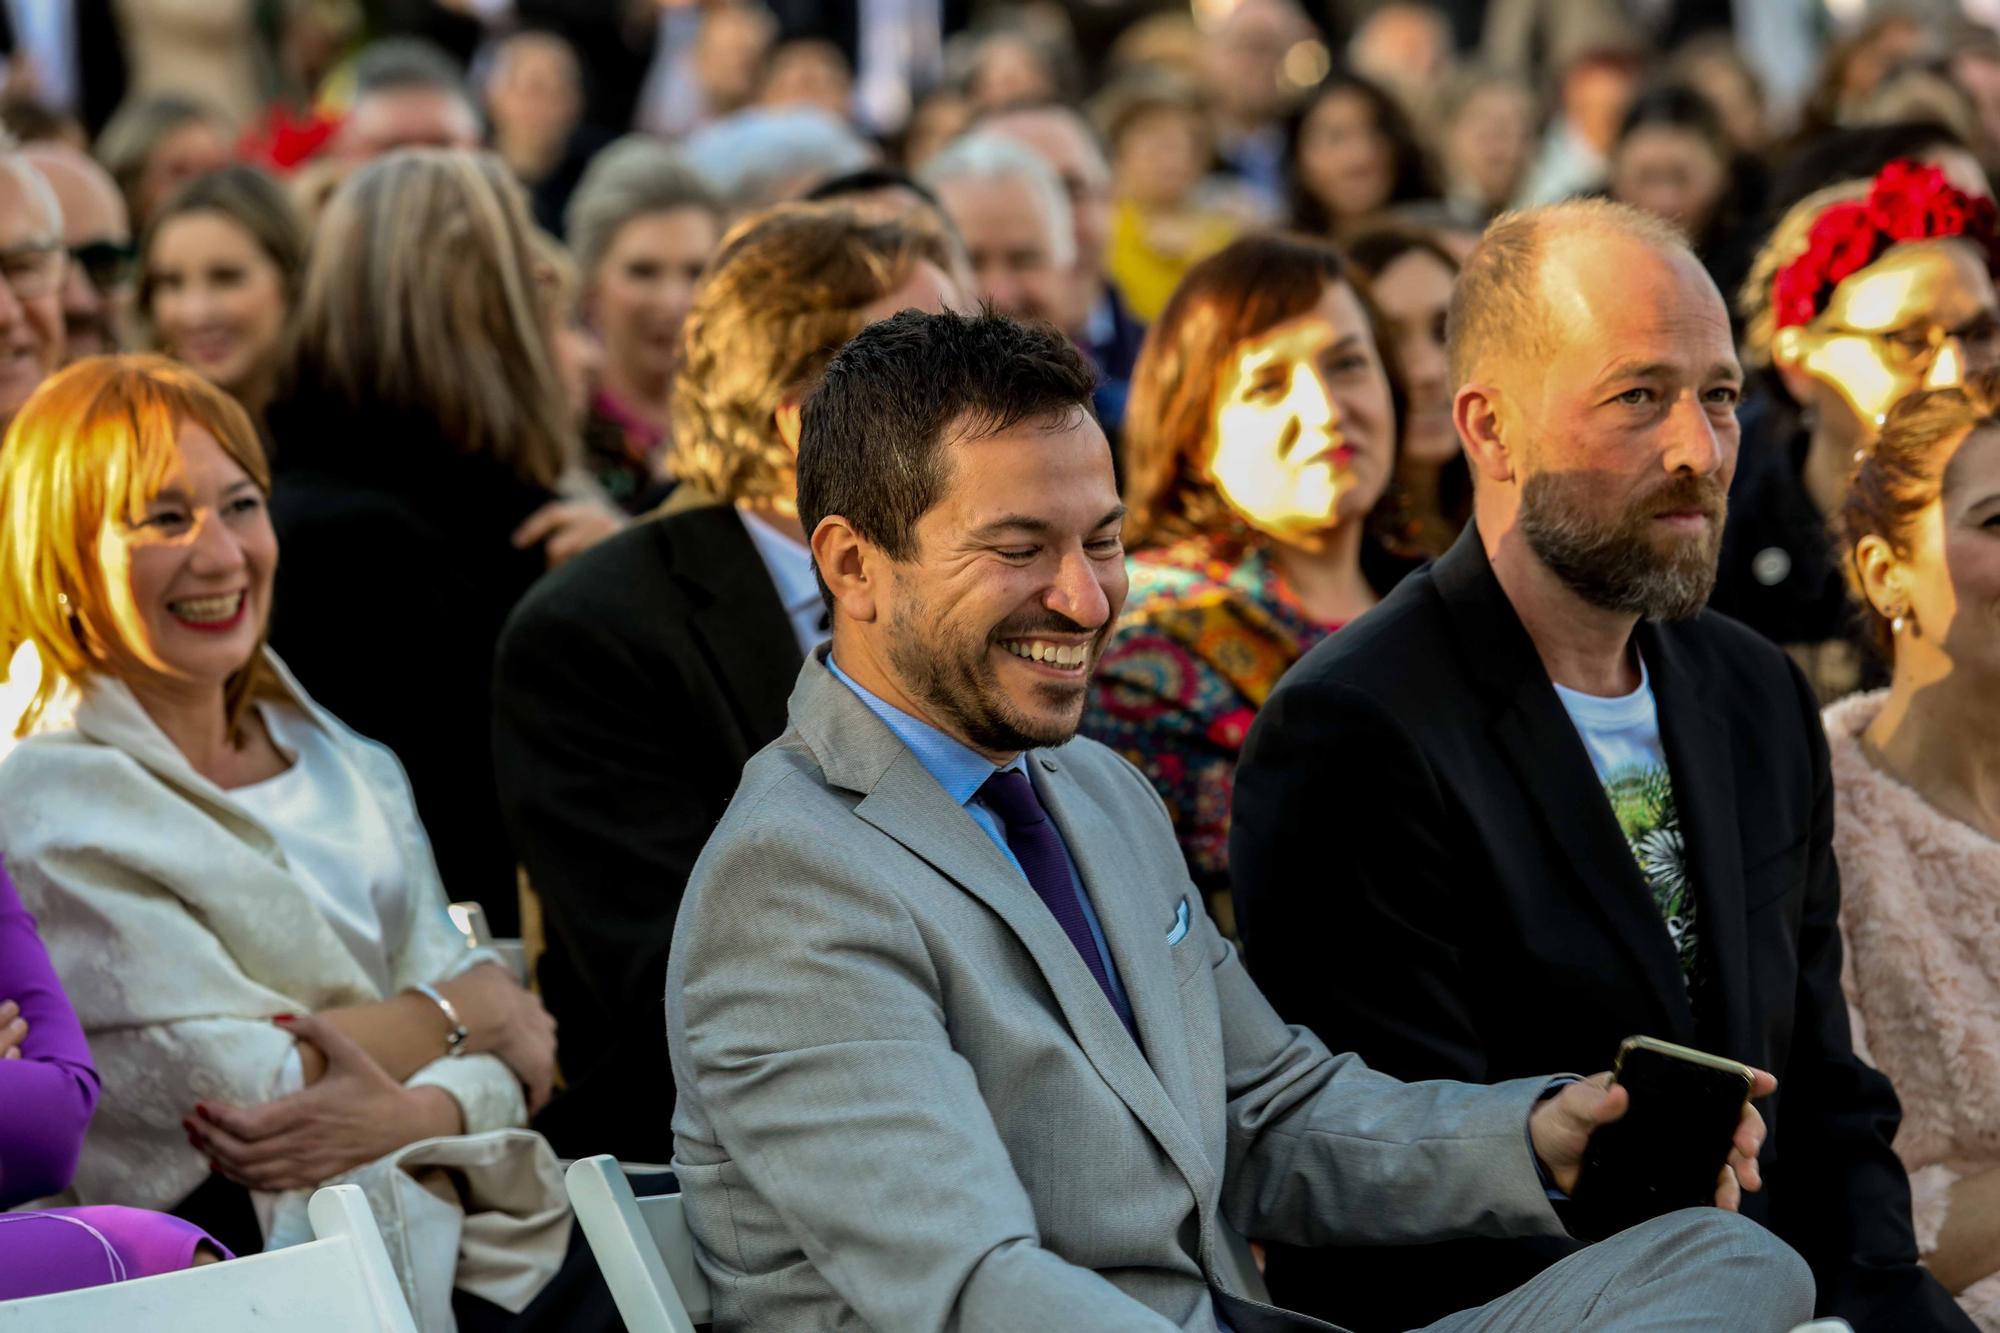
top-left (663, 309), bottom-right (1814, 1332)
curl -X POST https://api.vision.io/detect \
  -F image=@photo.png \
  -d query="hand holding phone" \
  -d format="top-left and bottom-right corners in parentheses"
top-left (1545, 1037), bottom-right (1773, 1240)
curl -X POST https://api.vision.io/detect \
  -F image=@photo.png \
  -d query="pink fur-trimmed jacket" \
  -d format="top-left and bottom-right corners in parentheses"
top-left (1828, 691), bottom-right (2000, 1329)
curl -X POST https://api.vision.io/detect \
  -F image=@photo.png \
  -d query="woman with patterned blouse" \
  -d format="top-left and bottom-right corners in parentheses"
top-left (1083, 233), bottom-right (1414, 927)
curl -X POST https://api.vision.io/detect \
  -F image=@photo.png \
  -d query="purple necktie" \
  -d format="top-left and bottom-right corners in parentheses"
top-left (978, 769), bottom-right (1137, 1037)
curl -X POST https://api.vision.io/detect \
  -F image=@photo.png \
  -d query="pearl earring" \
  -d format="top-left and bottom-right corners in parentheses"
top-left (1891, 614), bottom-right (1906, 635)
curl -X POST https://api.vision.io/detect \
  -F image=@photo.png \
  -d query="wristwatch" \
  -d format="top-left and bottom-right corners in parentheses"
top-left (411, 982), bottom-right (469, 1057)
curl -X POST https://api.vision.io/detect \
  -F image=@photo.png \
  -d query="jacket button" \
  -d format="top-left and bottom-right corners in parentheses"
top-left (1752, 546), bottom-right (1793, 586)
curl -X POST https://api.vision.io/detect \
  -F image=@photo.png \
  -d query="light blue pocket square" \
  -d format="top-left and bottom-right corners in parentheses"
top-left (1165, 897), bottom-right (1191, 945)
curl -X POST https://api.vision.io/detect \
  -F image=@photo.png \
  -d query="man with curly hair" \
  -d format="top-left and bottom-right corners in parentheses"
top-left (491, 204), bottom-right (959, 1161)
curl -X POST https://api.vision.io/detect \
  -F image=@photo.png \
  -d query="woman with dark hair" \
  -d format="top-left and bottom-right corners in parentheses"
top-left (1608, 85), bottom-right (1754, 306)
top-left (1346, 221), bottom-right (1470, 554)
top-left (1824, 371), bottom-right (2000, 1326)
top-left (1083, 233), bottom-right (1413, 925)
top-left (1284, 70), bottom-right (1435, 238)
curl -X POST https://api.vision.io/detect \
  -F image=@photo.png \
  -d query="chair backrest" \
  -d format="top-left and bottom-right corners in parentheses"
top-left (565, 1154), bottom-right (711, 1333)
top-left (0, 1185), bottom-right (418, 1333)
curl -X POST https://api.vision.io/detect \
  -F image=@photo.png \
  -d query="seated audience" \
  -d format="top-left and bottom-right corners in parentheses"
top-left (1284, 70), bottom-right (1436, 239)
top-left (1825, 374), bottom-right (2000, 1327)
top-left (0, 859), bottom-right (227, 1299)
top-left (333, 38), bottom-right (481, 163)
top-left (562, 138), bottom-right (722, 513)
top-left (492, 204), bottom-right (958, 1160)
top-left (663, 305), bottom-right (1811, 1332)
top-left (1716, 159), bottom-right (2000, 701)
top-left (1094, 72), bottom-right (1240, 322)
top-left (1347, 221), bottom-right (1472, 554)
top-left (920, 132), bottom-right (1072, 327)
top-left (93, 94), bottom-right (234, 231)
top-left (138, 166), bottom-right (307, 432)
top-left (1230, 198), bottom-right (1969, 1330)
top-left (23, 144), bottom-right (134, 361)
top-left (0, 143), bottom-right (67, 431)
top-left (1084, 234), bottom-right (1411, 929)
top-left (1608, 85), bottom-right (1754, 317)
top-left (0, 356), bottom-right (577, 1324)
top-left (264, 149), bottom-right (610, 938)
top-left (979, 100), bottom-right (1146, 435)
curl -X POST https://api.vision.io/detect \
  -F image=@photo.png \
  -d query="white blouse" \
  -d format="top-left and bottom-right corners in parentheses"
top-left (232, 702), bottom-right (411, 996)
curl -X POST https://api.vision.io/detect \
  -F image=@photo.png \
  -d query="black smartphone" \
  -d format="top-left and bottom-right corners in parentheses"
top-left (1567, 1036), bottom-right (1754, 1241)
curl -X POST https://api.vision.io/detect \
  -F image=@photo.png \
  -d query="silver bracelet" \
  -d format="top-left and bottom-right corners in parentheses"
top-left (411, 982), bottom-right (470, 1057)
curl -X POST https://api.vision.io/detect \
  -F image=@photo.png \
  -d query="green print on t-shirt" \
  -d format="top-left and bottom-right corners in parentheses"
top-left (1603, 762), bottom-right (1698, 980)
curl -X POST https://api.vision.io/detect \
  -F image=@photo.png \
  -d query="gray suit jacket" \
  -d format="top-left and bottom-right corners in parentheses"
top-left (665, 653), bottom-right (1571, 1331)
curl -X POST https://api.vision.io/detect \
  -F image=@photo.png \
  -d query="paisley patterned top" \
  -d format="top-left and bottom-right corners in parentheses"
top-left (1084, 535), bottom-right (1342, 911)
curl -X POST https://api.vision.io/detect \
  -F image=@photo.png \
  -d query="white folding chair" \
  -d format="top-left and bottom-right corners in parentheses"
top-left (0, 1184), bottom-right (418, 1332)
top-left (565, 1154), bottom-right (709, 1333)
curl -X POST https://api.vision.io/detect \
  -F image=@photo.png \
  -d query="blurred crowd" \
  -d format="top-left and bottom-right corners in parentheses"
top-left (0, 0), bottom-right (1998, 1331)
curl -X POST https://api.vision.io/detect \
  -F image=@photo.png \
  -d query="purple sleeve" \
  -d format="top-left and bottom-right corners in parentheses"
top-left (0, 860), bottom-right (102, 1206)
top-left (0, 1207), bottom-right (230, 1300)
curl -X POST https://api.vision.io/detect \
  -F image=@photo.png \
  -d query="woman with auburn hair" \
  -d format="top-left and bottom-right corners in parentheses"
top-left (1824, 371), bottom-right (2000, 1326)
top-left (1715, 158), bottom-right (2000, 701)
top-left (264, 148), bottom-right (621, 937)
top-left (0, 357), bottom-right (573, 1321)
top-left (1083, 232), bottom-right (1413, 927)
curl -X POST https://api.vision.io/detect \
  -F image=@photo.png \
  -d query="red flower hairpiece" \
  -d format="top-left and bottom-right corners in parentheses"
top-left (1772, 159), bottom-right (2000, 329)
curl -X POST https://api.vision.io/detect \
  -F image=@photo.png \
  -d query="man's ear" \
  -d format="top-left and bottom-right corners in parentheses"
top-left (774, 391), bottom-right (806, 459)
top-left (810, 514), bottom-right (880, 624)
top-left (1852, 533), bottom-right (1906, 620)
top-left (1455, 383), bottom-right (1515, 484)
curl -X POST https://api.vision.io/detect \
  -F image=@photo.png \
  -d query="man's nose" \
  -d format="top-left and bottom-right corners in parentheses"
top-left (1665, 391), bottom-right (1726, 475)
top-left (1046, 549), bottom-right (1110, 630)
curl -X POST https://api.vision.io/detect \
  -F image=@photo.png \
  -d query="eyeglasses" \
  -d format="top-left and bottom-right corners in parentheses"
top-left (69, 239), bottom-right (137, 293)
top-left (1821, 314), bottom-right (2000, 372)
top-left (0, 240), bottom-right (65, 300)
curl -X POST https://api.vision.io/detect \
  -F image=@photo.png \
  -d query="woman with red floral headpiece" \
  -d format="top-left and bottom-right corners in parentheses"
top-left (1713, 159), bottom-right (2000, 701)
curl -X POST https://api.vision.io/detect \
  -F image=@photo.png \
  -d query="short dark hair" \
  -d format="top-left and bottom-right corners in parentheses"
top-left (352, 37), bottom-right (468, 99)
top-left (798, 309), bottom-right (1100, 577)
top-left (802, 166), bottom-right (943, 212)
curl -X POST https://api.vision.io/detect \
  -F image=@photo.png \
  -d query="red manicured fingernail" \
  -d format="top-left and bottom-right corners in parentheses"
top-left (271, 1014), bottom-right (296, 1026)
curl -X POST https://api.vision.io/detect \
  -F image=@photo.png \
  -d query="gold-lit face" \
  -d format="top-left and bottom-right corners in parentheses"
top-left (1204, 281), bottom-right (1393, 547)
top-left (1786, 239), bottom-right (2000, 436)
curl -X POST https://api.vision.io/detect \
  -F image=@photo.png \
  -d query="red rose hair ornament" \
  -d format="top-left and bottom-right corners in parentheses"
top-left (1772, 160), bottom-right (2000, 329)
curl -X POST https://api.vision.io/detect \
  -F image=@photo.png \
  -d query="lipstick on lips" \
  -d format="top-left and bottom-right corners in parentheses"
top-left (167, 591), bottom-right (249, 634)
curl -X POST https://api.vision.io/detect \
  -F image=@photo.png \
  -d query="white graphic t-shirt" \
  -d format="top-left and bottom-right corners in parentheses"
top-left (1551, 656), bottom-right (1698, 981)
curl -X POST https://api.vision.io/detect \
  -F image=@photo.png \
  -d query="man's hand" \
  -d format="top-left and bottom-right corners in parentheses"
top-left (1529, 1068), bottom-right (1777, 1207)
top-left (0, 998), bottom-right (26, 1059)
top-left (188, 1013), bottom-right (464, 1192)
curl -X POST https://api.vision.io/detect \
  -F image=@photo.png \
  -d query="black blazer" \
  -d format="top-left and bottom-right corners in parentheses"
top-left (492, 502), bottom-right (801, 1162)
top-left (268, 398), bottom-right (555, 939)
top-left (1229, 525), bottom-right (1967, 1332)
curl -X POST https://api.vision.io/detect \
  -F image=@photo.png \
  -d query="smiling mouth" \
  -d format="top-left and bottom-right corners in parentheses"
top-left (167, 591), bottom-right (247, 631)
top-left (999, 638), bottom-right (1092, 673)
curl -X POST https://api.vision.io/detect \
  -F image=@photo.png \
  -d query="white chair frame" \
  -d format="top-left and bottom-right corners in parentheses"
top-left (565, 1154), bottom-right (709, 1333)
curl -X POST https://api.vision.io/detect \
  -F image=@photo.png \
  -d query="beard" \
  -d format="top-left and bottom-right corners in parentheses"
top-left (884, 593), bottom-right (1101, 754)
top-left (1519, 469), bottom-right (1728, 620)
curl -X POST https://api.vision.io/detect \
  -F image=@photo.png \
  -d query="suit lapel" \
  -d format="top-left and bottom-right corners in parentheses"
top-left (1031, 754), bottom-right (1204, 1131)
top-left (1641, 623), bottom-right (1752, 1057)
top-left (1433, 528), bottom-right (1695, 1042)
top-left (668, 505), bottom-right (803, 743)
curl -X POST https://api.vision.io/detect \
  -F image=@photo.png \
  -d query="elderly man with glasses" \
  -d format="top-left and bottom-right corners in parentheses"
top-left (0, 142), bottom-right (67, 427)
top-left (24, 144), bottom-right (133, 363)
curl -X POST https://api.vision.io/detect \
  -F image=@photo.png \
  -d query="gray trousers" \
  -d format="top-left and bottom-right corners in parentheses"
top-left (1417, 1209), bottom-right (1816, 1332)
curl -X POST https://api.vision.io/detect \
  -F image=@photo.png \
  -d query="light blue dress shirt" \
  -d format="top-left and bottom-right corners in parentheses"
top-left (825, 655), bottom-right (1133, 1022)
